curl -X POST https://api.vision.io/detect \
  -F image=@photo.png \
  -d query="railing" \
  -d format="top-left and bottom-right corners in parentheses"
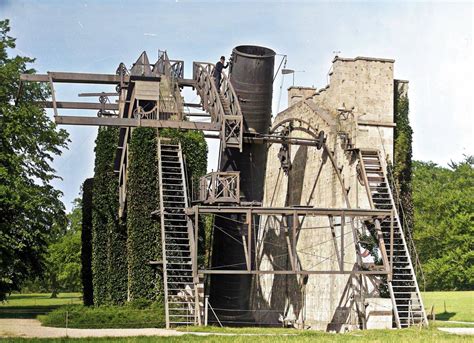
top-left (198, 172), bottom-right (240, 205)
top-left (377, 151), bottom-right (428, 327)
top-left (193, 62), bottom-right (225, 123)
top-left (192, 62), bottom-right (243, 151)
top-left (170, 60), bottom-right (184, 79)
top-left (386, 163), bottom-right (426, 291)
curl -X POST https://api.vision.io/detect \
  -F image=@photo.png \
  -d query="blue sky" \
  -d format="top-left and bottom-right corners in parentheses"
top-left (2, 0), bottom-right (473, 212)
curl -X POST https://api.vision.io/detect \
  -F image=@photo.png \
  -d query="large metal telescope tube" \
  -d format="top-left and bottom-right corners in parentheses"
top-left (209, 45), bottom-right (275, 325)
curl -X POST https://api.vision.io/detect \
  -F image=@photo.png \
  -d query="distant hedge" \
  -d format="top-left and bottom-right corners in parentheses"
top-left (81, 178), bottom-right (94, 306)
top-left (39, 301), bottom-right (165, 328)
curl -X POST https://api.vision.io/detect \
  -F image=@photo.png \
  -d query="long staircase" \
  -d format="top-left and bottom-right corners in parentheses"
top-left (157, 139), bottom-right (200, 328)
top-left (359, 150), bottom-right (428, 328)
top-left (193, 62), bottom-right (243, 151)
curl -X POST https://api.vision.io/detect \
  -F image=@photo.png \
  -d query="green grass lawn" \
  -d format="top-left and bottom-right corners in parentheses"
top-left (422, 291), bottom-right (474, 322)
top-left (1, 327), bottom-right (474, 343)
top-left (0, 293), bottom-right (81, 319)
top-left (0, 292), bottom-right (473, 343)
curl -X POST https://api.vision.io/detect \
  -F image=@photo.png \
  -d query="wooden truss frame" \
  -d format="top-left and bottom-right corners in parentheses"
top-left (186, 206), bottom-right (395, 277)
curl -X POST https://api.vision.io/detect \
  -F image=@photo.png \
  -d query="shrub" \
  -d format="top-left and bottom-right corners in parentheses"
top-left (39, 302), bottom-right (165, 329)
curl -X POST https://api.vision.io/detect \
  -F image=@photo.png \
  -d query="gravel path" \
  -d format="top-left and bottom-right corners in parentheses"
top-left (0, 319), bottom-right (293, 338)
top-left (438, 328), bottom-right (474, 335)
top-left (0, 319), bottom-right (194, 338)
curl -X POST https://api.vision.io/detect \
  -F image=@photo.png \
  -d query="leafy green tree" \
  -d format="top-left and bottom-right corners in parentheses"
top-left (413, 156), bottom-right (474, 290)
top-left (45, 198), bottom-right (82, 297)
top-left (0, 19), bottom-right (69, 300)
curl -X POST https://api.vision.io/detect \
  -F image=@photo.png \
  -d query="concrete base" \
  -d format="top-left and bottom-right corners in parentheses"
top-left (365, 298), bottom-right (393, 329)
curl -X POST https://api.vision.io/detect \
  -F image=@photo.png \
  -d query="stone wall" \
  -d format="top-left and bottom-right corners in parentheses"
top-left (251, 56), bottom-right (399, 330)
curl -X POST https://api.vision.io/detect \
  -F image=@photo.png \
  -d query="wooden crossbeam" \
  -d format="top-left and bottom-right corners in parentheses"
top-left (189, 206), bottom-right (391, 217)
top-left (40, 101), bottom-right (118, 111)
top-left (21, 72), bottom-right (195, 87)
top-left (21, 72), bottom-right (130, 84)
top-left (54, 115), bottom-right (221, 131)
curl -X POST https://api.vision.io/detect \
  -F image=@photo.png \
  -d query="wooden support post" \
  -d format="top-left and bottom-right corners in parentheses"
top-left (247, 210), bottom-right (252, 272)
top-left (284, 215), bottom-right (296, 271)
top-left (48, 73), bottom-right (58, 117)
top-left (341, 213), bottom-right (345, 271)
top-left (328, 215), bottom-right (342, 270)
top-left (375, 219), bottom-right (390, 275)
top-left (292, 211), bottom-right (298, 271)
top-left (358, 150), bottom-right (375, 209)
top-left (204, 296), bottom-right (209, 326)
top-left (194, 208), bottom-right (201, 325)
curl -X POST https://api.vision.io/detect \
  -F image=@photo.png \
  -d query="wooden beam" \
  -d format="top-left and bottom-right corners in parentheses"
top-left (21, 72), bottom-right (130, 84)
top-left (358, 120), bottom-right (396, 128)
top-left (198, 270), bottom-right (390, 275)
top-left (21, 73), bottom-right (195, 87)
top-left (54, 115), bottom-right (221, 131)
top-left (40, 101), bottom-right (118, 111)
top-left (189, 206), bottom-right (391, 217)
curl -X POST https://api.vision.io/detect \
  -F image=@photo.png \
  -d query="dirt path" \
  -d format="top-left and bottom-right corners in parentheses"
top-left (0, 319), bottom-right (194, 338)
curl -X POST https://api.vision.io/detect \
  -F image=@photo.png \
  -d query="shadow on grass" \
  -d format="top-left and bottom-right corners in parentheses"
top-left (436, 311), bottom-right (457, 321)
top-left (0, 306), bottom-right (61, 319)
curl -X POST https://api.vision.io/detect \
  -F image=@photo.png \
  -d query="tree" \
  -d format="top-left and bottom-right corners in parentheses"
top-left (0, 19), bottom-right (69, 300)
top-left (413, 156), bottom-right (474, 290)
top-left (44, 198), bottom-right (83, 297)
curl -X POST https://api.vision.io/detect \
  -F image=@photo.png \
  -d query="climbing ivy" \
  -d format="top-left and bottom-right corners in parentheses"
top-left (393, 83), bottom-right (414, 236)
top-left (91, 127), bottom-right (127, 305)
top-left (126, 128), bottom-right (161, 301)
top-left (126, 128), bottom-right (208, 301)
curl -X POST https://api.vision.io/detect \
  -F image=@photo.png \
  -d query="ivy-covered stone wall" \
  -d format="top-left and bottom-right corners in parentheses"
top-left (126, 128), bottom-right (161, 301)
top-left (89, 126), bottom-right (208, 304)
top-left (91, 127), bottom-right (127, 305)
